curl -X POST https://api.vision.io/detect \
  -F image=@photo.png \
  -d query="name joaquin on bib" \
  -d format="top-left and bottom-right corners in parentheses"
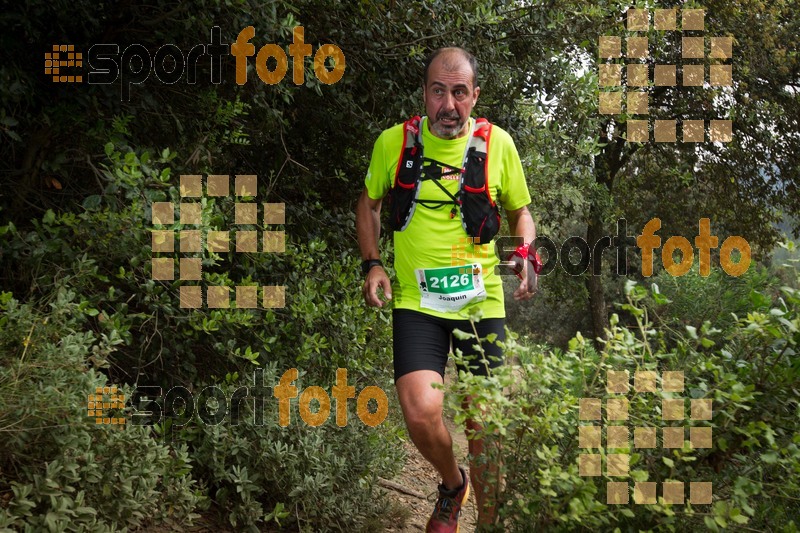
top-left (437, 294), bottom-right (468, 302)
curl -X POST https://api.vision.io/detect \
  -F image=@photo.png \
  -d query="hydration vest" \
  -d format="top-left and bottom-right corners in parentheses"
top-left (387, 116), bottom-right (501, 244)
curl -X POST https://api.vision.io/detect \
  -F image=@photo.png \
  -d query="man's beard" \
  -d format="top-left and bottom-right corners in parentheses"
top-left (430, 112), bottom-right (467, 139)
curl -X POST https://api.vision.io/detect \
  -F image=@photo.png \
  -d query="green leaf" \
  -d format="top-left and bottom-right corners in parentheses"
top-left (652, 292), bottom-right (671, 305)
top-left (452, 328), bottom-right (474, 340)
top-left (730, 510), bottom-right (749, 524)
top-left (82, 195), bottom-right (102, 210)
top-left (760, 451), bottom-right (779, 464)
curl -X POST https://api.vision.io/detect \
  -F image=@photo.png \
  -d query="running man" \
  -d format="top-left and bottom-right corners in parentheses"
top-left (356, 47), bottom-right (536, 532)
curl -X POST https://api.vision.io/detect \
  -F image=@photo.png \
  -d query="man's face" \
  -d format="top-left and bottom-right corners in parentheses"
top-left (423, 54), bottom-right (480, 139)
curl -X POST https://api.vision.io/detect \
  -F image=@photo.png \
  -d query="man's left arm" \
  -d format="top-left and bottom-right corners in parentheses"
top-left (506, 205), bottom-right (537, 300)
top-left (497, 127), bottom-right (536, 300)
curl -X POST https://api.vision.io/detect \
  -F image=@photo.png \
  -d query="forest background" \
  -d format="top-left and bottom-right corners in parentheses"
top-left (1, 0), bottom-right (799, 531)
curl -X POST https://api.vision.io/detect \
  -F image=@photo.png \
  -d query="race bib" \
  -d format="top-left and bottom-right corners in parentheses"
top-left (415, 263), bottom-right (486, 313)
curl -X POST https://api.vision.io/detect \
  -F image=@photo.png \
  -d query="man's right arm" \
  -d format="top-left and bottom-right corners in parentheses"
top-left (356, 188), bottom-right (382, 261)
top-left (356, 188), bottom-right (392, 307)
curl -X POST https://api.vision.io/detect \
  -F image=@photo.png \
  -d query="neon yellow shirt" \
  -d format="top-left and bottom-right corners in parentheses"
top-left (365, 117), bottom-right (531, 319)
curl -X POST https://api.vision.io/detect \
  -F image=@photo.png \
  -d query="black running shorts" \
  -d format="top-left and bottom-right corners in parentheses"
top-left (392, 308), bottom-right (506, 382)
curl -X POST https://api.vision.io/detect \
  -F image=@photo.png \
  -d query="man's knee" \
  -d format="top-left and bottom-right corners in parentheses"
top-left (403, 400), bottom-right (444, 434)
top-left (396, 370), bottom-right (445, 433)
top-left (400, 387), bottom-right (443, 433)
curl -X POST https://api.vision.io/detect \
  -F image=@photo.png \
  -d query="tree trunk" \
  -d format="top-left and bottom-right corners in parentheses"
top-left (586, 121), bottom-right (634, 347)
top-left (585, 205), bottom-right (609, 346)
top-left (11, 128), bottom-right (51, 217)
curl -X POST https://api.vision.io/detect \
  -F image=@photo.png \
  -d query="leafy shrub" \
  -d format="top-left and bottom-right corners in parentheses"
top-left (0, 289), bottom-right (201, 531)
top-left (446, 272), bottom-right (800, 531)
top-left (163, 364), bottom-right (404, 531)
top-left (0, 143), bottom-right (403, 531)
top-left (647, 262), bottom-right (774, 337)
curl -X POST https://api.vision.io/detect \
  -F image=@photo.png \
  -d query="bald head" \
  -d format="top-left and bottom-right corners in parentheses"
top-left (421, 47), bottom-right (480, 139)
top-left (423, 47), bottom-right (478, 89)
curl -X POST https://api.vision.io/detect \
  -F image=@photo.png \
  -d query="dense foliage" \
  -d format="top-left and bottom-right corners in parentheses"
top-left (1, 0), bottom-right (798, 530)
top-left (0, 142), bottom-right (403, 531)
top-left (449, 265), bottom-right (800, 531)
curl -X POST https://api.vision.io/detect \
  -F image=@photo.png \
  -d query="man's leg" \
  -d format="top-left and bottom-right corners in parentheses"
top-left (452, 318), bottom-right (507, 527)
top-left (464, 403), bottom-right (499, 527)
top-left (394, 310), bottom-right (471, 532)
top-left (396, 370), bottom-right (463, 490)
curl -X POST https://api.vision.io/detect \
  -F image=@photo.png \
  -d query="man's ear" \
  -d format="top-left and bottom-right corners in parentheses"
top-left (473, 86), bottom-right (481, 103)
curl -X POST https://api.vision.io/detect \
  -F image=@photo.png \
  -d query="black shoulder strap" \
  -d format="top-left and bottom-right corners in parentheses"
top-left (388, 116), bottom-right (423, 231)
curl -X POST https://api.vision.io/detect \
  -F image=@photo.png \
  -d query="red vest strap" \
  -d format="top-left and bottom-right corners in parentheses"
top-left (473, 117), bottom-right (491, 141)
top-left (406, 115), bottom-right (422, 136)
top-left (394, 116), bottom-right (423, 188)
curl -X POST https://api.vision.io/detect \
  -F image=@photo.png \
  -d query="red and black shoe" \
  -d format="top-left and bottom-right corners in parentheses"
top-left (426, 467), bottom-right (470, 533)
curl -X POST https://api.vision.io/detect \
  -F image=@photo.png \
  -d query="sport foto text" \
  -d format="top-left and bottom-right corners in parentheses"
top-left (76, 26), bottom-right (344, 99)
top-left (126, 368), bottom-right (387, 428)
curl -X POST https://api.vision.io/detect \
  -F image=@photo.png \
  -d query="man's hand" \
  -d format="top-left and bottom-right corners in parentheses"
top-left (506, 205), bottom-right (537, 301)
top-left (363, 267), bottom-right (393, 307)
top-left (513, 265), bottom-right (537, 301)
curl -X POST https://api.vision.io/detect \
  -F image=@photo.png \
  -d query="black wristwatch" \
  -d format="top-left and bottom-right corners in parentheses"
top-left (361, 259), bottom-right (383, 277)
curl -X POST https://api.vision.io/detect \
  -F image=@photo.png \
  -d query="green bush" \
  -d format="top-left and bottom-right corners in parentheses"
top-left (0, 143), bottom-right (404, 531)
top-left (446, 272), bottom-right (800, 531)
top-left (647, 262), bottom-right (774, 338)
top-left (166, 364), bottom-right (404, 531)
top-left (0, 289), bottom-right (201, 532)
